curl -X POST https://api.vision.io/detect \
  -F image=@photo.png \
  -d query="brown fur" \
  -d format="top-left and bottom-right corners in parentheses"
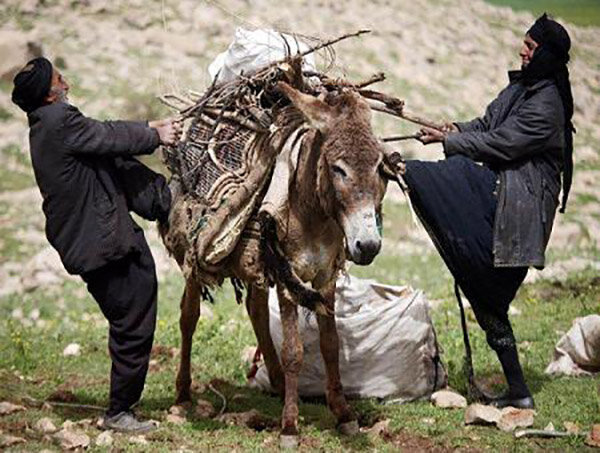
top-left (163, 83), bottom-right (389, 440)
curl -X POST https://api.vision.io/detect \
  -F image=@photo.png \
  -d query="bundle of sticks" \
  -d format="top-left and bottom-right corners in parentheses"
top-left (158, 28), bottom-right (445, 159)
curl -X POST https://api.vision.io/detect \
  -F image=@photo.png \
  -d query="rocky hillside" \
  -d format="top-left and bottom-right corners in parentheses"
top-left (1, 0), bottom-right (599, 283)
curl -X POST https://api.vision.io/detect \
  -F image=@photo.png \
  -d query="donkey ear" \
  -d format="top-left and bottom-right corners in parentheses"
top-left (276, 82), bottom-right (333, 133)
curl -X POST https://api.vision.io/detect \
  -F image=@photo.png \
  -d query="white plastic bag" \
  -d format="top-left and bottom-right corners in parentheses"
top-left (208, 28), bottom-right (317, 85)
top-left (249, 274), bottom-right (446, 402)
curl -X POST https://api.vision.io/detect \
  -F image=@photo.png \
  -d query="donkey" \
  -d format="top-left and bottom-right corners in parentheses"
top-left (164, 81), bottom-right (392, 447)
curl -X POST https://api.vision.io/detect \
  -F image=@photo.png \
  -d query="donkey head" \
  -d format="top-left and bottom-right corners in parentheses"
top-left (277, 82), bottom-right (388, 265)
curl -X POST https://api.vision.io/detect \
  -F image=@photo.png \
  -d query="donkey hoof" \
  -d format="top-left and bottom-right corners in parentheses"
top-left (337, 420), bottom-right (359, 436)
top-left (280, 434), bottom-right (299, 449)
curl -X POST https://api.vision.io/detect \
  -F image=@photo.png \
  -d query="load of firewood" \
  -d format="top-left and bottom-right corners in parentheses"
top-left (157, 29), bottom-right (430, 288)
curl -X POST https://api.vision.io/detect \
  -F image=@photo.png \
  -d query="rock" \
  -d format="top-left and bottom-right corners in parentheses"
top-left (191, 381), bottom-right (207, 394)
top-left (367, 419), bottom-right (390, 437)
top-left (464, 404), bottom-right (501, 425)
top-left (216, 409), bottom-right (276, 431)
top-left (169, 404), bottom-right (187, 416)
top-left (0, 434), bottom-right (26, 447)
top-left (52, 428), bottom-right (90, 450)
top-left (62, 420), bottom-right (75, 429)
top-left (129, 434), bottom-right (149, 445)
top-left (508, 305), bottom-right (522, 316)
top-left (496, 408), bottom-right (536, 432)
top-left (34, 417), bottom-right (57, 434)
top-left (586, 424), bottom-right (600, 448)
top-left (0, 401), bottom-right (26, 415)
top-left (241, 346), bottom-right (258, 365)
top-left (11, 308), bottom-right (24, 320)
top-left (62, 343), bottom-right (81, 357)
top-left (564, 421), bottom-right (581, 434)
top-left (166, 413), bottom-right (186, 425)
top-left (195, 399), bottom-right (215, 418)
top-left (95, 430), bottom-right (113, 447)
top-left (544, 422), bottom-right (555, 432)
top-left (431, 389), bottom-right (467, 409)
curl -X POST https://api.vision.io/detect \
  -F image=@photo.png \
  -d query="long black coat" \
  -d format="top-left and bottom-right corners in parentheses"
top-left (444, 72), bottom-right (565, 268)
top-left (28, 102), bottom-right (170, 275)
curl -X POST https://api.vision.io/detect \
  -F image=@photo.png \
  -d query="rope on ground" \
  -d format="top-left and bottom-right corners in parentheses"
top-left (208, 383), bottom-right (227, 416)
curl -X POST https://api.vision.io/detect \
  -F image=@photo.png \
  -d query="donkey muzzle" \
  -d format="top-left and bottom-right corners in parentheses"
top-left (342, 206), bottom-right (382, 265)
top-left (352, 238), bottom-right (381, 265)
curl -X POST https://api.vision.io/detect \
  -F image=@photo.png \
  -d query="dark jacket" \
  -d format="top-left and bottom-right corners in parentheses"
top-left (28, 102), bottom-right (170, 275)
top-left (444, 72), bottom-right (564, 268)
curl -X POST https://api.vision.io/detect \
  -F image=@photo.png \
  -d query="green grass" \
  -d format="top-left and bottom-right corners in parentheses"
top-left (485, 0), bottom-right (600, 26)
top-left (0, 199), bottom-right (599, 450)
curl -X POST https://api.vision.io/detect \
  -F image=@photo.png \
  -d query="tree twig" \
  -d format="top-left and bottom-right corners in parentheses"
top-left (382, 133), bottom-right (422, 142)
top-left (300, 29), bottom-right (371, 58)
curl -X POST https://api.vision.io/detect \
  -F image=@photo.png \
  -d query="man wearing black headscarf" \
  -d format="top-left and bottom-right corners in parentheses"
top-left (405, 14), bottom-right (574, 409)
top-left (12, 57), bottom-right (180, 431)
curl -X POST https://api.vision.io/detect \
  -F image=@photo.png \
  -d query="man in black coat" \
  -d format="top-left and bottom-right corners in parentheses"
top-left (408, 14), bottom-right (574, 408)
top-left (12, 57), bottom-right (180, 432)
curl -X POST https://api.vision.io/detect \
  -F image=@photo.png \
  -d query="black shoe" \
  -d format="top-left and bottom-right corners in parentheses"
top-left (489, 394), bottom-right (535, 409)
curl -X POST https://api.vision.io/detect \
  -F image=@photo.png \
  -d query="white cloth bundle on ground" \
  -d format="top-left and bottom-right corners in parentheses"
top-left (545, 314), bottom-right (600, 376)
top-left (249, 274), bottom-right (447, 401)
top-left (209, 28), bottom-right (317, 85)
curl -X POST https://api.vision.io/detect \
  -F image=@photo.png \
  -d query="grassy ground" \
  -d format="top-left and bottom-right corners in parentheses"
top-left (0, 151), bottom-right (599, 451)
top-left (485, 0), bottom-right (600, 26)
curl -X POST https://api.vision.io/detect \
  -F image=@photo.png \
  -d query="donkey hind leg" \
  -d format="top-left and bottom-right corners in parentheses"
top-left (245, 284), bottom-right (285, 395)
top-left (176, 278), bottom-right (201, 404)
top-left (277, 287), bottom-right (303, 448)
top-left (316, 284), bottom-right (358, 435)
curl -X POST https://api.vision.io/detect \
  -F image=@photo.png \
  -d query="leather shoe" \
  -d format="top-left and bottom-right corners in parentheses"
top-left (489, 394), bottom-right (535, 409)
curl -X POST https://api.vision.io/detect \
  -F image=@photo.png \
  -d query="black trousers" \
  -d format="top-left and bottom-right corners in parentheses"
top-left (81, 233), bottom-right (157, 416)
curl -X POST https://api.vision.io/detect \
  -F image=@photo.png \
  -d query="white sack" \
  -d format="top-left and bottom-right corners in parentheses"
top-left (249, 274), bottom-right (446, 401)
top-left (208, 28), bottom-right (316, 85)
top-left (545, 314), bottom-right (600, 376)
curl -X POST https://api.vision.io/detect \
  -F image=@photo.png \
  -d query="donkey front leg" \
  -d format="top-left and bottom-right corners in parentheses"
top-left (176, 278), bottom-right (201, 404)
top-left (277, 287), bottom-right (303, 448)
top-left (316, 283), bottom-right (358, 435)
top-left (245, 284), bottom-right (285, 395)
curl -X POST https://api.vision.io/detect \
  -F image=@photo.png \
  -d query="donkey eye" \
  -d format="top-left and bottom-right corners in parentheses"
top-left (331, 165), bottom-right (347, 179)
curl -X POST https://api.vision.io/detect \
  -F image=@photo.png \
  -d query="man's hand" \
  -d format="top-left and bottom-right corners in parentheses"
top-left (418, 127), bottom-right (446, 144)
top-left (418, 123), bottom-right (457, 145)
top-left (150, 118), bottom-right (182, 146)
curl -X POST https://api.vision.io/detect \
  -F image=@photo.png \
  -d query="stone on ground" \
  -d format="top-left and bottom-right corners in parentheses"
top-left (496, 407), bottom-right (536, 432)
top-left (464, 404), bottom-right (502, 425)
top-left (34, 417), bottom-right (57, 434)
top-left (52, 428), bottom-right (90, 450)
top-left (0, 434), bottom-right (26, 448)
top-left (366, 419), bottom-right (390, 438)
top-left (0, 401), bottom-right (26, 415)
top-left (586, 424), bottom-right (600, 448)
top-left (195, 399), bottom-right (215, 418)
top-left (62, 343), bottom-right (81, 357)
top-left (216, 409), bottom-right (276, 430)
top-left (95, 430), bottom-right (114, 447)
top-left (166, 413), bottom-right (186, 425)
top-left (431, 389), bottom-right (467, 408)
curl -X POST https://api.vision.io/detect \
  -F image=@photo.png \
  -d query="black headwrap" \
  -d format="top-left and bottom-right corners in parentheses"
top-left (11, 57), bottom-right (53, 114)
top-left (525, 13), bottom-right (574, 213)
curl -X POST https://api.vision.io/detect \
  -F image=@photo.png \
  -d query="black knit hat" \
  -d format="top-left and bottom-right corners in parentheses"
top-left (11, 57), bottom-right (53, 113)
